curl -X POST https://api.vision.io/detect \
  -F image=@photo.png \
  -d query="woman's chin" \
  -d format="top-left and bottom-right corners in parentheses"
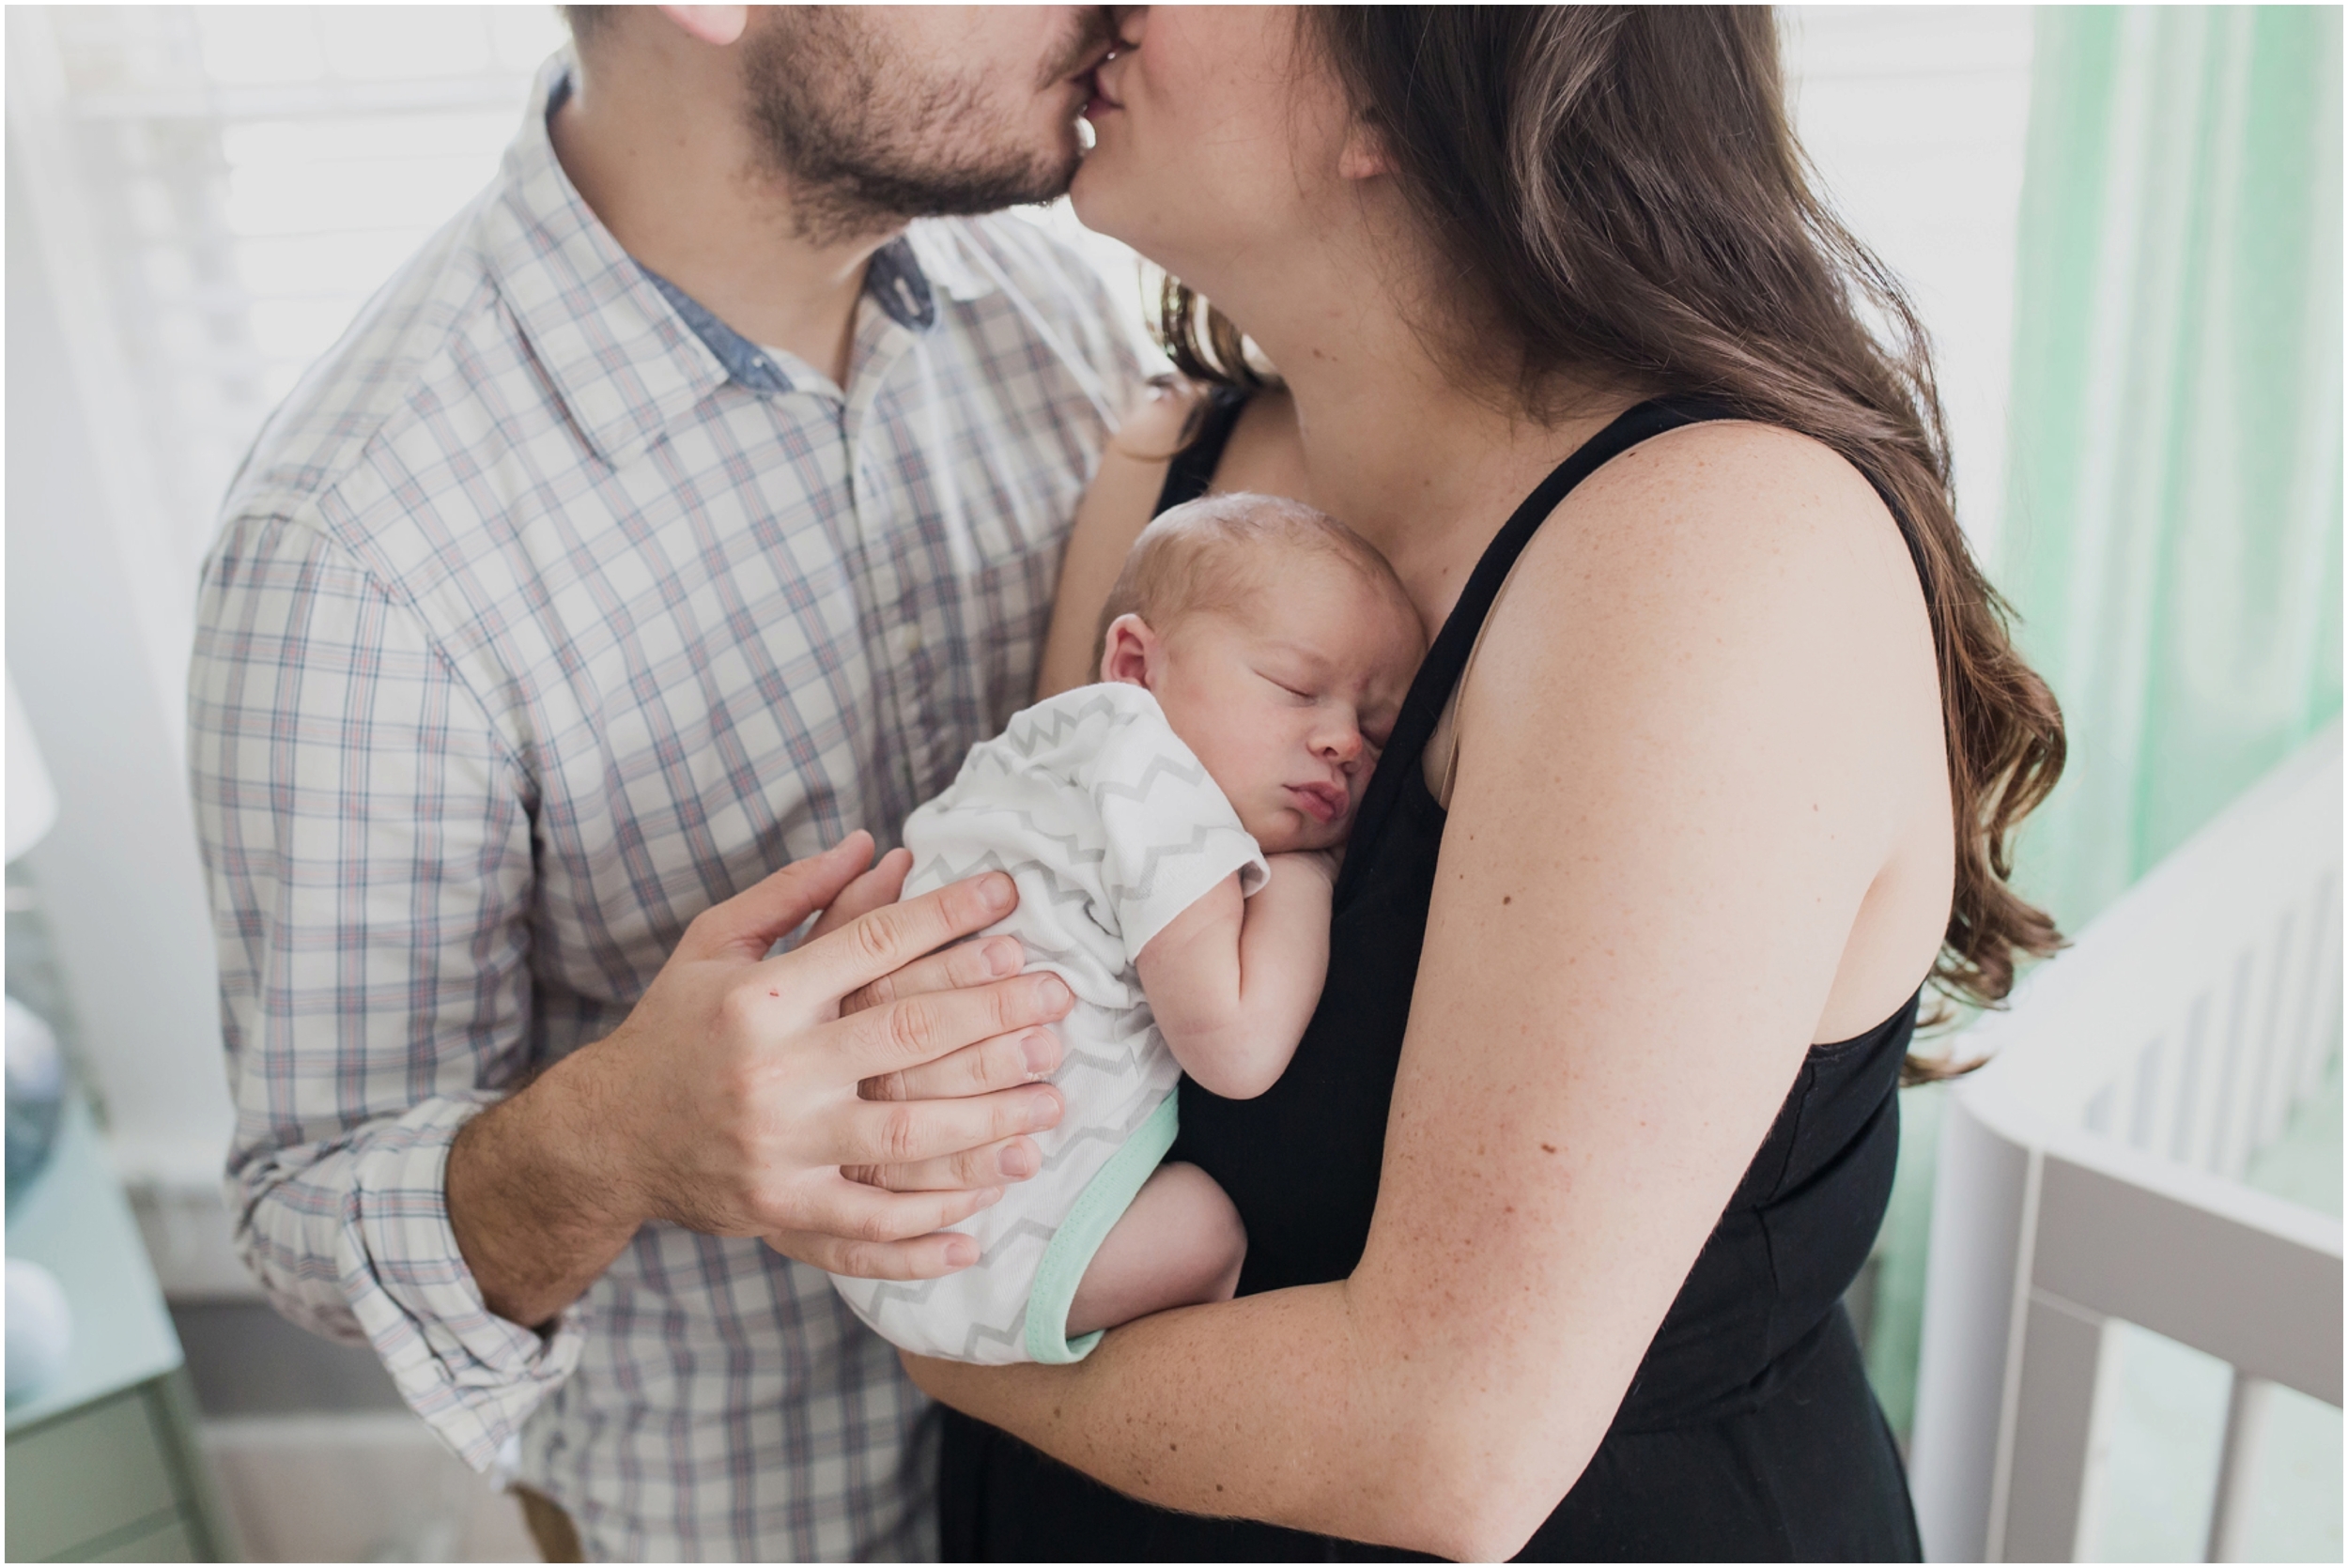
top-left (1068, 142), bottom-right (1151, 247)
top-left (1066, 157), bottom-right (1118, 233)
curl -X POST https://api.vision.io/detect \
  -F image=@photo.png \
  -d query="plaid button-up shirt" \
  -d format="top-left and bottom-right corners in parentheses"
top-left (188, 64), bottom-right (1142, 1560)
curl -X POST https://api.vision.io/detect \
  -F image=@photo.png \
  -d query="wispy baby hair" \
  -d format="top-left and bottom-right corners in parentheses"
top-left (1094, 492), bottom-right (1417, 670)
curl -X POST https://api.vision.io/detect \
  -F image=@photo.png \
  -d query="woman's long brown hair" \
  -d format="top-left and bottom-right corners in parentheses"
top-left (1162, 7), bottom-right (2065, 1079)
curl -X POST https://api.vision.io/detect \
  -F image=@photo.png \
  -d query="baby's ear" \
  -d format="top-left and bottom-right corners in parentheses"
top-left (1099, 614), bottom-right (1158, 688)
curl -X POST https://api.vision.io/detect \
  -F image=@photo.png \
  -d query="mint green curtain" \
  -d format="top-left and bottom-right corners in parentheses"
top-left (1866, 4), bottom-right (2343, 1437)
top-left (2002, 4), bottom-right (2342, 930)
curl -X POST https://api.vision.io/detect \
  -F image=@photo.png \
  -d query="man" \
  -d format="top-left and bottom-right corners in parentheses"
top-left (188, 7), bottom-right (1140, 1558)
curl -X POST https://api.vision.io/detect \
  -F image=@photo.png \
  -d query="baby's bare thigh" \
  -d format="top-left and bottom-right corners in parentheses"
top-left (1065, 1161), bottom-right (1247, 1338)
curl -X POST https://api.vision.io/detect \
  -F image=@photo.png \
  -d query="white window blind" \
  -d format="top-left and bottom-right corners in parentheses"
top-left (27, 6), bottom-right (568, 553)
top-left (20, 4), bottom-right (1159, 564)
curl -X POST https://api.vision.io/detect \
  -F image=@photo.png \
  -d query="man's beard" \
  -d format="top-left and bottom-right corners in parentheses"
top-left (743, 8), bottom-right (1111, 245)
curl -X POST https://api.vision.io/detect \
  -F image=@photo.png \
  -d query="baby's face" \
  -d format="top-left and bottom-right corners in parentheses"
top-left (1105, 553), bottom-right (1424, 853)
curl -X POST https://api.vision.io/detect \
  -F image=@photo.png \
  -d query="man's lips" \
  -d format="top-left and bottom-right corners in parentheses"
top-left (1086, 51), bottom-right (1127, 111)
top-left (1286, 782), bottom-right (1348, 825)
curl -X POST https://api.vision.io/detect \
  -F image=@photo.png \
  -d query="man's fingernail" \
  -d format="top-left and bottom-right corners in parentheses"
top-left (1025, 1090), bottom-right (1063, 1130)
top-left (983, 873), bottom-right (1016, 912)
top-left (1034, 974), bottom-right (1072, 1010)
top-left (946, 1236), bottom-right (980, 1267)
top-left (1021, 1031), bottom-right (1057, 1075)
top-left (986, 938), bottom-right (1023, 976)
top-left (998, 1142), bottom-right (1037, 1178)
top-left (978, 1188), bottom-right (1005, 1208)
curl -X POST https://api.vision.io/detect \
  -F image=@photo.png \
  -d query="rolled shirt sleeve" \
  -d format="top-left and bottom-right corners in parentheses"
top-left (190, 510), bottom-right (579, 1471)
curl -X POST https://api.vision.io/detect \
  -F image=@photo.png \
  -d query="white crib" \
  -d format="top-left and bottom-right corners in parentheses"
top-left (1908, 722), bottom-right (2343, 1562)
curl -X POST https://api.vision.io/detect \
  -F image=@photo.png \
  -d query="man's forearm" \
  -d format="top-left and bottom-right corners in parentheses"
top-left (446, 1041), bottom-right (646, 1329)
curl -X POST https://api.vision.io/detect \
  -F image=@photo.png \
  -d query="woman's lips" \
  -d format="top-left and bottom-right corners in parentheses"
top-left (1287, 782), bottom-right (1347, 824)
top-left (1087, 53), bottom-right (1127, 113)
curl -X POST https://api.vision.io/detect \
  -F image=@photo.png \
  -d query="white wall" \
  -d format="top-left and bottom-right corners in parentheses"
top-left (1784, 6), bottom-right (2038, 566)
top-left (6, 124), bottom-right (238, 1190)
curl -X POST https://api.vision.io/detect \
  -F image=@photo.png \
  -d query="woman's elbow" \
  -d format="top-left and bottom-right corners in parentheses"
top-left (1385, 1463), bottom-right (1562, 1562)
top-left (1418, 1498), bottom-right (1554, 1564)
top-left (1377, 1396), bottom-right (1596, 1560)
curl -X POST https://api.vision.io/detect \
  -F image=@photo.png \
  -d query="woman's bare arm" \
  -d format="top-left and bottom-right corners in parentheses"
top-left (1042, 383), bottom-right (1316, 699)
top-left (1037, 385), bottom-right (1197, 698)
top-left (906, 424), bottom-right (1950, 1560)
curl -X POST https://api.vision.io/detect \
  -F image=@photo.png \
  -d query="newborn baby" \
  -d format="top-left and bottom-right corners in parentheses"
top-left (828, 492), bottom-right (1423, 1363)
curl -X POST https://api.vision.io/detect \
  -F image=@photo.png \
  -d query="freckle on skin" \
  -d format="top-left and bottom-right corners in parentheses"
top-left (1502, 895), bottom-right (1512, 905)
top-left (1541, 1143), bottom-right (1558, 1153)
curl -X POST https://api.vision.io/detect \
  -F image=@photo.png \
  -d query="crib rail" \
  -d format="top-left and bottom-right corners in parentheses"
top-left (1909, 721), bottom-right (2343, 1562)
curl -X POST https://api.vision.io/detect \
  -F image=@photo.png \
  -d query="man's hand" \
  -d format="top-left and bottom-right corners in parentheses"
top-left (447, 831), bottom-right (1072, 1328)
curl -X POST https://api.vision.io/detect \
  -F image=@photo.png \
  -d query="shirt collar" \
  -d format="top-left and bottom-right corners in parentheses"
top-left (480, 58), bottom-right (990, 466)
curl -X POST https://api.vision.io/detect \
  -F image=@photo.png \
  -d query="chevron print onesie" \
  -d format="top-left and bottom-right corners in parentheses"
top-left (829, 683), bottom-right (1268, 1364)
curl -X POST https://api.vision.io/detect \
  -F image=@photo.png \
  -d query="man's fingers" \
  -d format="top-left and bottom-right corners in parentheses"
top-left (842, 935), bottom-right (1026, 1018)
top-left (860, 1023), bottom-right (1059, 1102)
top-left (783, 869), bottom-right (1021, 1001)
top-left (842, 1134), bottom-right (1042, 1192)
top-left (830, 971), bottom-right (1074, 1079)
top-left (761, 1178), bottom-right (1002, 1277)
top-left (685, 832), bottom-right (873, 961)
top-left (826, 1084), bottom-right (1064, 1169)
top-left (768, 1228), bottom-right (987, 1283)
top-left (809, 847), bottom-right (913, 944)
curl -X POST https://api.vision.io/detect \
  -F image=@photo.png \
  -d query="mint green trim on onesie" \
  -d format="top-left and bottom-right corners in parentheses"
top-left (1024, 1093), bottom-right (1182, 1364)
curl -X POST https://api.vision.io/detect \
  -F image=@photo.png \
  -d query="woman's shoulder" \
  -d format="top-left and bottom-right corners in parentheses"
top-left (1525, 414), bottom-right (1920, 623)
top-left (1573, 415), bottom-right (1892, 532)
top-left (1107, 378), bottom-right (1205, 469)
top-left (1082, 379), bottom-right (1306, 541)
top-left (1464, 411), bottom-right (1938, 752)
top-left (1060, 382), bottom-right (1201, 577)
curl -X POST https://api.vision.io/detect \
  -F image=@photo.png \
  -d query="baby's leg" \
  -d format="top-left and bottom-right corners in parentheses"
top-left (1066, 1161), bottom-right (1245, 1338)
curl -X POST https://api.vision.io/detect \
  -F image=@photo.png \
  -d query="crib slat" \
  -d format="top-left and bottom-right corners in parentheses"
top-left (2129, 1037), bottom-right (2164, 1152)
top-left (2208, 948), bottom-right (2255, 1177)
top-left (2170, 992), bottom-right (2209, 1164)
top-left (2204, 1372), bottom-right (2270, 1561)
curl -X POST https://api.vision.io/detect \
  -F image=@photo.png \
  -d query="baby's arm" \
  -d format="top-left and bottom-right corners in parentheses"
top-left (1134, 852), bottom-right (1336, 1099)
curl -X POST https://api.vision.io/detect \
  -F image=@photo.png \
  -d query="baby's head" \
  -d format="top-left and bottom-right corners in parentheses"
top-left (1095, 493), bottom-right (1426, 853)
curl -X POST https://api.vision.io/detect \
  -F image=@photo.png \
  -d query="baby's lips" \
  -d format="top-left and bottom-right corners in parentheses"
top-left (1286, 781), bottom-right (1348, 824)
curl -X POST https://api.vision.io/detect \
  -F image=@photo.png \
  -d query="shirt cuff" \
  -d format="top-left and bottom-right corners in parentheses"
top-left (339, 1097), bottom-right (587, 1472)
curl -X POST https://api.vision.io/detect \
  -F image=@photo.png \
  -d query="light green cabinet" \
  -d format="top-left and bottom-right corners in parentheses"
top-left (6, 1104), bottom-right (236, 1560)
top-left (8, 1376), bottom-right (224, 1560)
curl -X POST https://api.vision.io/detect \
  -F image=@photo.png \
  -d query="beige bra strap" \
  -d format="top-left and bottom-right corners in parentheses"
top-left (1426, 550), bottom-right (1536, 811)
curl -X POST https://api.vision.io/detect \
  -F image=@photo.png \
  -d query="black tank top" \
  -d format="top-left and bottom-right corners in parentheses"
top-left (940, 392), bottom-right (1924, 1561)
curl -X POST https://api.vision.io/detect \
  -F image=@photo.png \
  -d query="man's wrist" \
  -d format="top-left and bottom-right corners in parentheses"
top-left (533, 1031), bottom-right (657, 1233)
top-left (446, 1041), bottom-right (649, 1329)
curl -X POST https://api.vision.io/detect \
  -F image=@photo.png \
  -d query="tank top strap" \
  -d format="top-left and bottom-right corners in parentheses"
top-left (1151, 385), bottom-right (1253, 516)
top-left (1338, 394), bottom-right (1739, 897)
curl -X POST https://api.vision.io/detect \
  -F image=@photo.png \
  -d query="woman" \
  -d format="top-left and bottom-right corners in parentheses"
top-left (914, 8), bottom-right (2064, 1559)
